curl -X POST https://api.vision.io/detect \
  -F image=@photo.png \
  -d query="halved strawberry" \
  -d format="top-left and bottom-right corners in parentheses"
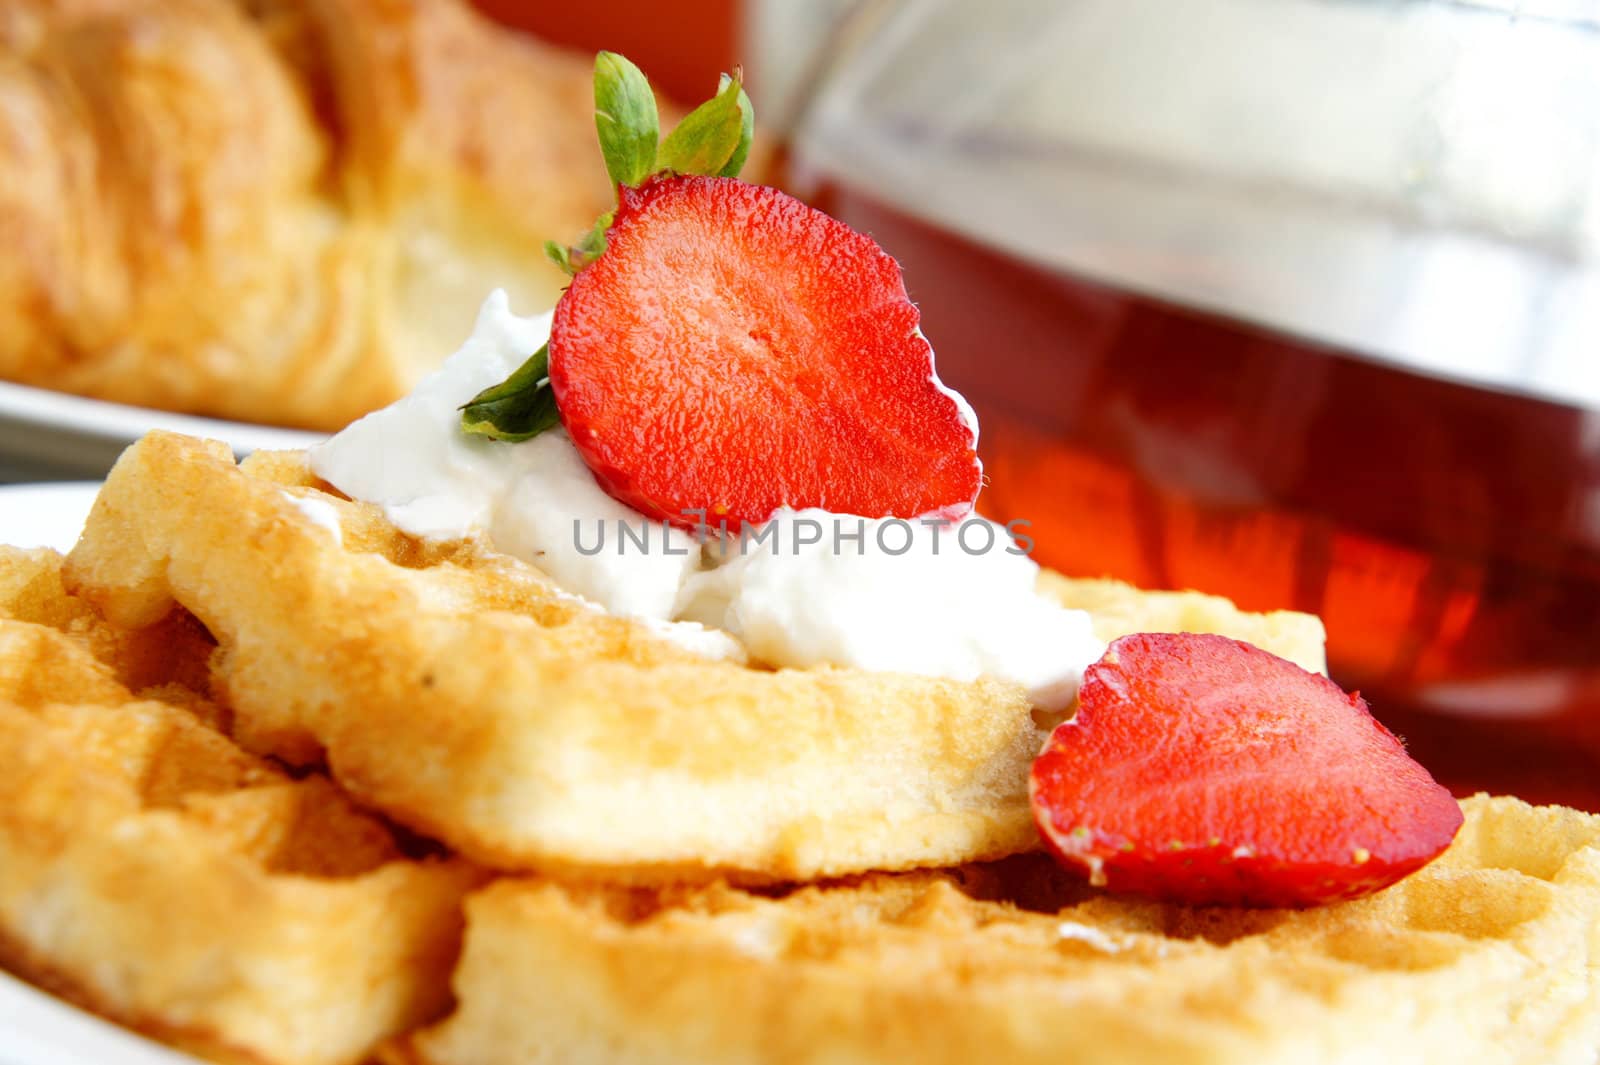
top-left (1031, 633), bottom-right (1463, 907)
top-left (547, 175), bottom-right (981, 529)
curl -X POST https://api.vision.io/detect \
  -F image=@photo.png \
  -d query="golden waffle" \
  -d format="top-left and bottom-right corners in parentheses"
top-left (403, 795), bottom-right (1600, 1065)
top-left (0, 548), bottom-right (481, 1065)
top-left (66, 432), bottom-right (1327, 883)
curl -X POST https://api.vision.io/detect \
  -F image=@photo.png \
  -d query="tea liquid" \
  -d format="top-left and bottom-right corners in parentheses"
top-left (814, 182), bottom-right (1600, 810)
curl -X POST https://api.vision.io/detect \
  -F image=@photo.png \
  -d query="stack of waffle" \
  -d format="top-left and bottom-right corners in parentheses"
top-left (1, 431), bottom-right (1595, 1064)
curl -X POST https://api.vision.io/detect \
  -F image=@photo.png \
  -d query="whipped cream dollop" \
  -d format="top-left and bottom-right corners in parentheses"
top-left (309, 293), bottom-right (700, 621)
top-left (677, 510), bottom-right (1102, 709)
top-left (311, 292), bottom-right (1104, 708)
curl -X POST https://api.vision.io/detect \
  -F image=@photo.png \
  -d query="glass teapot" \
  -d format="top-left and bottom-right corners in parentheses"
top-left (753, 0), bottom-right (1600, 808)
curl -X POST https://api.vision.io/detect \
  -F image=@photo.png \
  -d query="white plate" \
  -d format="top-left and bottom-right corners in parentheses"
top-left (0, 380), bottom-right (323, 482)
top-left (0, 971), bottom-right (203, 1065)
top-left (0, 482), bottom-right (208, 1065)
top-left (0, 483), bottom-right (101, 551)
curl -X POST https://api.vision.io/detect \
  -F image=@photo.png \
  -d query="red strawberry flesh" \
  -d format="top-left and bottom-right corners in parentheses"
top-left (1030, 632), bottom-right (1463, 907)
top-left (549, 175), bottom-right (981, 529)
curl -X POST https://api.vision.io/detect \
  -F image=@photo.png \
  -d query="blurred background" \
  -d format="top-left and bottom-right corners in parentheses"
top-left (2, 0), bottom-right (1596, 809)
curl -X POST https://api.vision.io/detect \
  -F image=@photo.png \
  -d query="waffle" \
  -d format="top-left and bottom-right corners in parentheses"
top-left (0, 548), bottom-right (482, 1065)
top-left (398, 795), bottom-right (1600, 1065)
top-left (65, 432), bottom-right (1327, 884)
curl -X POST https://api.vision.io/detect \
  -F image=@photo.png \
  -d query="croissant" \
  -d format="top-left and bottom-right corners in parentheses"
top-left (0, 0), bottom-right (629, 429)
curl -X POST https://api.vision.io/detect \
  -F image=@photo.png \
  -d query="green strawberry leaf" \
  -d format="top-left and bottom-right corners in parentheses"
top-left (544, 210), bottom-right (613, 277)
top-left (544, 240), bottom-right (575, 276)
top-left (657, 71), bottom-right (749, 178)
top-left (459, 342), bottom-right (561, 442)
top-left (572, 210), bottom-right (612, 266)
top-left (593, 51), bottom-right (658, 188)
top-left (716, 74), bottom-right (755, 178)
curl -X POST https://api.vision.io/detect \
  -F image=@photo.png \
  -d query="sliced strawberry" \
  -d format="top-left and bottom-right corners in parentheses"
top-left (548, 175), bottom-right (981, 529)
top-left (1030, 633), bottom-right (1463, 907)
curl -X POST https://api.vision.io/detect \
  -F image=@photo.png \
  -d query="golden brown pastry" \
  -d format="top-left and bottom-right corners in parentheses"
top-left (0, 0), bottom-right (630, 429)
top-left (0, 546), bottom-right (482, 1065)
top-left (65, 431), bottom-right (1327, 884)
top-left (402, 795), bottom-right (1600, 1065)
top-left (12, 447), bottom-right (1600, 1064)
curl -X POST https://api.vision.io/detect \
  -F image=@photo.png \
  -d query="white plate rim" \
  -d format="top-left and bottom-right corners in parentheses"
top-left (0, 379), bottom-right (325, 454)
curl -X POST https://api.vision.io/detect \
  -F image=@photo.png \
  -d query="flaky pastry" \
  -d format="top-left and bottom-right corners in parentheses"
top-left (0, 0), bottom-right (635, 429)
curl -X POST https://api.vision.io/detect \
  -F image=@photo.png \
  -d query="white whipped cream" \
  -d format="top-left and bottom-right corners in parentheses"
top-left (311, 292), bottom-right (1103, 707)
top-left (677, 510), bottom-right (1102, 709)
top-left (281, 491), bottom-right (344, 546)
top-left (309, 293), bottom-right (699, 621)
